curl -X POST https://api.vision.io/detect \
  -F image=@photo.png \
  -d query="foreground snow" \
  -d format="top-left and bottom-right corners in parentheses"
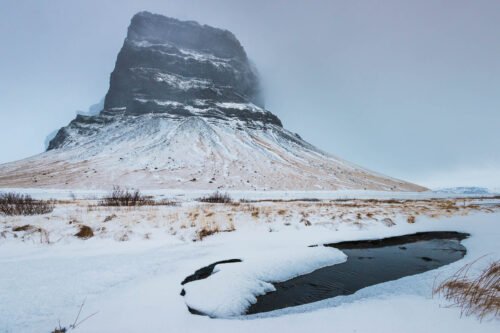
top-left (0, 193), bottom-right (499, 332)
top-left (183, 246), bottom-right (347, 317)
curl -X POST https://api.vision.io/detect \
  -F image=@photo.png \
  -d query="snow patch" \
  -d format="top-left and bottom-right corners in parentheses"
top-left (154, 72), bottom-right (212, 91)
top-left (216, 102), bottom-right (265, 113)
top-left (182, 246), bottom-right (347, 317)
top-left (178, 48), bottom-right (232, 68)
top-left (134, 98), bottom-right (183, 107)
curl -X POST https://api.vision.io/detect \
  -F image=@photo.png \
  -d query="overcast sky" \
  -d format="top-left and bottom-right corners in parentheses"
top-left (0, 0), bottom-right (499, 188)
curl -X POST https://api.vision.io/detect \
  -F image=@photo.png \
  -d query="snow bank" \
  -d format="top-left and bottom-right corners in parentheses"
top-left (182, 246), bottom-right (347, 317)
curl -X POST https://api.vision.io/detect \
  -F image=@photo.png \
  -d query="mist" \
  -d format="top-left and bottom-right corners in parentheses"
top-left (0, 0), bottom-right (499, 188)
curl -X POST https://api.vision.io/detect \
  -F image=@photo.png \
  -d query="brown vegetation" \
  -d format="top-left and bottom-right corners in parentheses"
top-left (198, 191), bottom-right (232, 204)
top-left (99, 186), bottom-right (154, 206)
top-left (0, 192), bottom-right (54, 215)
top-left (407, 215), bottom-right (416, 224)
top-left (434, 259), bottom-right (500, 320)
top-left (12, 224), bottom-right (35, 232)
top-left (11, 224), bottom-right (50, 243)
top-left (196, 225), bottom-right (220, 240)
top-left (75, 225), bottom-right (94, 239)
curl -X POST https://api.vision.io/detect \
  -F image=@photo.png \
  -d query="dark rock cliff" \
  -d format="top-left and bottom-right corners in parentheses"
top-left (48, 11), bottom-right (282, 150)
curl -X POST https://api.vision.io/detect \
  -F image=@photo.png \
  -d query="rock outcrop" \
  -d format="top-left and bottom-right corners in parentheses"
top-left (48, 12), bottom-right (280, 150)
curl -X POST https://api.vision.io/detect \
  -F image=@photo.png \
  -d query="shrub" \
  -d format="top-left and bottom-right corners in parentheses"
top-left (74, 225), bottom-right (94, 239)
top-left (99, 186), bottom-right (154, 206)
top-left (198, 191), bottom-right (232, 204)
top-left (434, 259), bottom-right (499, 320)
top-left (0, 192), bottom-right (54, 216)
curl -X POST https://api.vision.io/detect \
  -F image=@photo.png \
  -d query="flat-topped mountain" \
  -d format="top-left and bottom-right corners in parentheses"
top-left (48, 11), bottom-right (277, 150)
top-left (0, 12), bottom-right (426, 191)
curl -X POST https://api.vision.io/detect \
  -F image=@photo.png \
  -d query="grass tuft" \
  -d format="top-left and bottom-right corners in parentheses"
top-left (434, 259), bottom-right (500, 320)
top-left (74, 225), bottom-right (94, 239)
top-left (196, 225), bottom-right (220, 240)
top-left (407, 215), bottom-right (416, 224)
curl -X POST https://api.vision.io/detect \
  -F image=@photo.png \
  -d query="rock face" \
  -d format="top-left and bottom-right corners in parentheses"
top-left (0, 12), bottom-right (426, 191)
top-left (48, 12), bottom-right (279, 150)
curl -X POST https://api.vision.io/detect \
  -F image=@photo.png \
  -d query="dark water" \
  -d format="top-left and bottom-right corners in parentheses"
top-left (246, 232), bottom-right (468, 315)
top-left (181, 259), bottom-right (242, 285)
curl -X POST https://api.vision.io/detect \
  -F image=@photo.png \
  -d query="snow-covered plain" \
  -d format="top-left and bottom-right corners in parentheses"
top-left (1, 188), bottom-right (497, 201)
top-left (0, 190), bottom-right (499, 333)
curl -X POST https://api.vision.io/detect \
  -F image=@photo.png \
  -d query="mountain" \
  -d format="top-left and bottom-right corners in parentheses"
top-left (433, 187), bottom-right (496, 195)
top-left (0, 12), bottom-right (426, 191)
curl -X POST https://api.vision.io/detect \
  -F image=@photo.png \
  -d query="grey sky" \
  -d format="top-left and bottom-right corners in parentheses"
top-left (0, 0), bottom-right (499, 188)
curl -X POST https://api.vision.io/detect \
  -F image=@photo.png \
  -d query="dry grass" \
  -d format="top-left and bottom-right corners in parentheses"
top-left (407, 215), bottom-right (416, 224)
top-left (194, 210), bottom-right (237, 241)
top-left (3, 195), bottom-right (498, 245)
top-left (196, 225), bottom-right (220, 240)
top-left (51, 299), bottom-right (98, 333)
top-left (11, 224), bottom-right (51, 243)
top-left (74, 225), bottom-right (94, 239)
top-left (12, 224), bottom-right (34, 232)
top-left (103, 214), bottom-right (117, 222)
top-left (0, 192), bottom-right (54, 215)
top-left (277, 209), bottom-right (287, 215)
top-left (434, 259), bottom-right (500, 320)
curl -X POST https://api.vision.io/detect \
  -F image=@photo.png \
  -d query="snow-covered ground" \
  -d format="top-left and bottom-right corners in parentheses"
top-left (0, 191), bottom-right (499, 333)
top-left (1, 188), bottom-right (498, 201)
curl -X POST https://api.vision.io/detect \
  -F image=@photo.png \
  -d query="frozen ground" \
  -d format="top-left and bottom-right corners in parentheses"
top-left (0, 190), bottom-right (499, 333)
top-left (1, 187), bottom-right (498, 201)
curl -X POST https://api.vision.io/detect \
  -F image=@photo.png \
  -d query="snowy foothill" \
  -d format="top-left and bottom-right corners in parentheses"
top-left (0, 190), bottom-right (499, 332)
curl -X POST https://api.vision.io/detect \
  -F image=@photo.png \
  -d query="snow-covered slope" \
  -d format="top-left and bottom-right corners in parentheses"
top-left (0, 12), bottom-right (425, 191)
top-left (0, 115), bottom-right (424, 190)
